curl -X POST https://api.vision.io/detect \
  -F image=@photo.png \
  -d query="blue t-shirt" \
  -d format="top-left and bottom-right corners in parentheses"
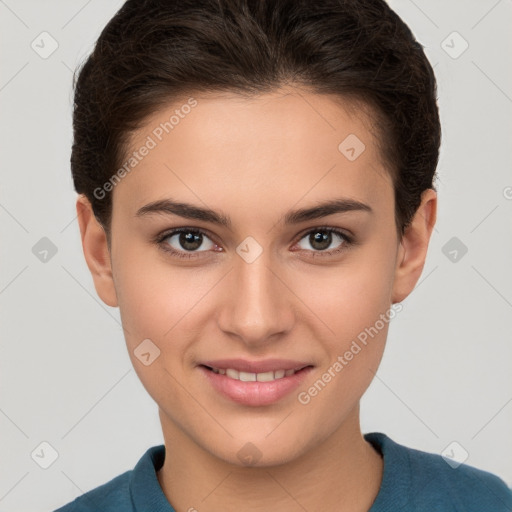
top-left (53, 432), bottom-right (512, 511)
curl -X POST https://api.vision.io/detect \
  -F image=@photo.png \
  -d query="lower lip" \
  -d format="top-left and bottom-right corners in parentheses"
top-left (199, 365), bottom-right (314, 406)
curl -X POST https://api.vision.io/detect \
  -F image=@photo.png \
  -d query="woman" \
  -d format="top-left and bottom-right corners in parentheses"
top-left (55, 0), bottom-right (512, 510)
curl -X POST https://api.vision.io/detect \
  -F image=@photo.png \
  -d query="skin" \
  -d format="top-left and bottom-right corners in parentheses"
top-left (76, 85), bottom-right (436, 512)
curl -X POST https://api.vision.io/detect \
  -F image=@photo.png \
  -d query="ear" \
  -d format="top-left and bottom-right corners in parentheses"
top-left (76, 194), bottom-right (118, 307)
top-left (391, 188), bottom-right (437, 304)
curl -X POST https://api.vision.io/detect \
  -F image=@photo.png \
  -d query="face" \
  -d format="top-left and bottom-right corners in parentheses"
top-left (79, 86), bottom-right (433, 467)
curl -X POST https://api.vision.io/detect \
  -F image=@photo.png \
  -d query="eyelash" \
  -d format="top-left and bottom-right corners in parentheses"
top-left (153, 226), bottom-right (355, 260)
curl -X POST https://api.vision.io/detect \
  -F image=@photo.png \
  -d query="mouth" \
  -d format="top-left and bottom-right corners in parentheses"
top-left (197, 360), bottom-right (315, 406)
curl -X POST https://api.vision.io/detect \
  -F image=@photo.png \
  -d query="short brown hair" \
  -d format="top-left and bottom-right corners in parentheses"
top-left (70, 0), bottom-right (440, 243)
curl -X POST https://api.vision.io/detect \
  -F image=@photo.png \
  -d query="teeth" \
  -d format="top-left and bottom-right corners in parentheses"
top-left (239, 371), bottom-right (257, 382)
top-left (226, 368), bottom-right (239, 379)
top-left (210, 367), bottom-right (301, 381)
top-left (257, 371), bottom-right (275, 382)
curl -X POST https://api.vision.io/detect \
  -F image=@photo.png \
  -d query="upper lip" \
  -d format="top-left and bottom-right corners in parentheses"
top-left (199, 358), bottom-right (313, 374)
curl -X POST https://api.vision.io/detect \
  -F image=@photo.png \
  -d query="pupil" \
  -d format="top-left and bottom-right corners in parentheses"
top-left (311, 231), bottom-right (331, 250)
top-left (180, 231), bottom-right (202, 250)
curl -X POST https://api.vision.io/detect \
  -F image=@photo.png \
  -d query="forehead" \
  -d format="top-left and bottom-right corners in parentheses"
top-left (113, 87), bottom-right (393, 223)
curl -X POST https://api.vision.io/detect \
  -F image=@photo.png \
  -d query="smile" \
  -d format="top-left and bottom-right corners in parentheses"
top-left (199, 363), bottom-right (314, 406)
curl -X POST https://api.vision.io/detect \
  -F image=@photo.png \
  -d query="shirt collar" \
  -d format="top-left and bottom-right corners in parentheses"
top-left (365, 432), bottom-right (411, 511)
top-left (130, 444), bottom-right (176, 511)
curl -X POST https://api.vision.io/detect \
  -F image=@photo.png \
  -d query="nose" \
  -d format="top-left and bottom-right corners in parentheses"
top-left (216, 248), bottom-right (295, 347)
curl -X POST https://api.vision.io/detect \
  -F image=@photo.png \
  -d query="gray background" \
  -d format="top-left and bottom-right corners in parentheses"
top-left (1, 0), bottom-right (511, 510)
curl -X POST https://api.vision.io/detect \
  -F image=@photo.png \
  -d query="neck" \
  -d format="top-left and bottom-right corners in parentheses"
top-left (156, 405), bottom-right (383, 512)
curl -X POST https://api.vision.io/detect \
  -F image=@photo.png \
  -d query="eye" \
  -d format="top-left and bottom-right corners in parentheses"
top-left (293, 227), bottom-right (353, 257)
top-left (154, 226), bottom-right (354, 260)
top-left (156, 228), bottom-right (220, 259)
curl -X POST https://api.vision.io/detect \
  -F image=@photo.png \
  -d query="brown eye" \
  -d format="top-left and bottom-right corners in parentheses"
top-left (158, 228), bottom-right (217, 258)
top-left (177, 231), bottom-right (203, 251)
top-left (296, 228), bottom-right (348, 253)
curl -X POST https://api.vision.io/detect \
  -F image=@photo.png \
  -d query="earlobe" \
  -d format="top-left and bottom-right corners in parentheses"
top-left (391, 188), bottom-right (437, 304)
top-left (76, 194), bottom-right (118, 307)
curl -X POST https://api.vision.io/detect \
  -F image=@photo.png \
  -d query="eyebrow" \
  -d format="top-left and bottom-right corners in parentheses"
top-left (135, 197), bottom-right (373, 228)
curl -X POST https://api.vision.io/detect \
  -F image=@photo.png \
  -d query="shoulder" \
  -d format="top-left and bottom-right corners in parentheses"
top-left (366, 432), bottom-right (512, 512)
top-left (407, 442), bottom-right (512, 510)
top-left (53, 470), bottom-right (132, 512)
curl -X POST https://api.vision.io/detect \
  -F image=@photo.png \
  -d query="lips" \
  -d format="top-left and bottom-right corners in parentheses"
top-left (198, 358), bottom-right (314, 406)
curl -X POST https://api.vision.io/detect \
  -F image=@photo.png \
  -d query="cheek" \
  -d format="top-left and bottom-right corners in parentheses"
top-left (113, 242), bottom-right (188, 335)
top-left (113, 248), bottom-right (223, 363)
top-left (112, 251), bottom-right (208, 410)
top-left (294, 253), bottom-right (396, 342)
top-left (294, 270), bottom-right (393, 432)
top-left (292, 244), bottom-right (396, 397)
